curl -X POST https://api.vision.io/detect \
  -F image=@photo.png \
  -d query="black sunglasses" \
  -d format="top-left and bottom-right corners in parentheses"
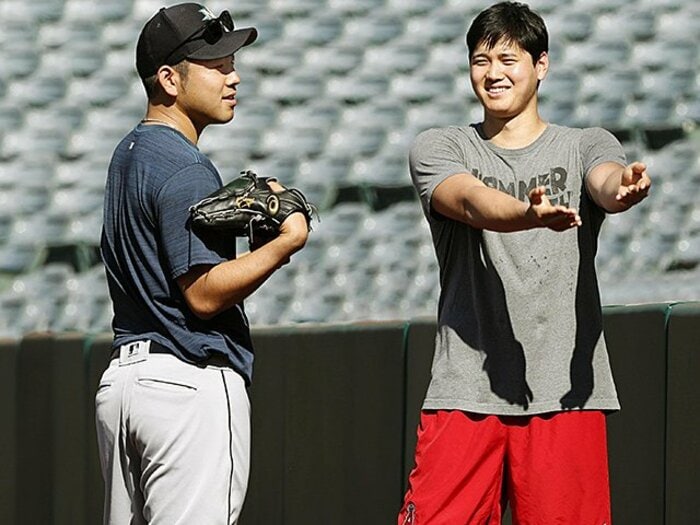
top-left (165, 10), bottom-right (235, 63)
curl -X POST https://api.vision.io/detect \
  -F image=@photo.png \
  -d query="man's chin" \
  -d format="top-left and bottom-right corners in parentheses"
top-left (211, 112), bottom-right (235, 125)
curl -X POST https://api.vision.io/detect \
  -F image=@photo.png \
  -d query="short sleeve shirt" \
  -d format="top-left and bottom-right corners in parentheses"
top-left (410, 124), bottom-right (625, 415)
top-left (101, 124), bottom-right (254, 384)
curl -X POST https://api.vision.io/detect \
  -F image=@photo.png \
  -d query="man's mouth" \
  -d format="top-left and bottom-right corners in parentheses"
top-left (486, 86), bottom-right (509, 94)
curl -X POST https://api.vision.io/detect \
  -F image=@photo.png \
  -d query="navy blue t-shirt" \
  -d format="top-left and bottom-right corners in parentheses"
top-left (101, 123), bottom-right (254, 384)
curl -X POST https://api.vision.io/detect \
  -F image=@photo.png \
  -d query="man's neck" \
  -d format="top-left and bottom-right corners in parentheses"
top-left (143, 104), bottom-right (200, 144)
top-left (480, 109), bottom-right (548, 150)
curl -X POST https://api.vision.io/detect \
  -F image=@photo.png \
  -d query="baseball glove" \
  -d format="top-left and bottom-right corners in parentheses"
top-left (189, 170), bottom-right (317, 242)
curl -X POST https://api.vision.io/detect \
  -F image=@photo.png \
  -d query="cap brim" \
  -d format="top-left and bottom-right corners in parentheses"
top-left (187, 27), bottom-right (258, 60)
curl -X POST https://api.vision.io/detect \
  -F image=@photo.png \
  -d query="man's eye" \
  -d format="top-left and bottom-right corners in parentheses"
top-left (219, 59), bottom-right (235, 72)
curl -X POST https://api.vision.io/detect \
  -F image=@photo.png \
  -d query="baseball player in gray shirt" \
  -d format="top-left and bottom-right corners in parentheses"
top-left (399, 2), bottom-right (651, 524)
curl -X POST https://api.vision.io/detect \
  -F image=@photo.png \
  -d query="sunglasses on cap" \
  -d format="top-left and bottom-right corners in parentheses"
top-left (164, 10), bottom-right (235, 64)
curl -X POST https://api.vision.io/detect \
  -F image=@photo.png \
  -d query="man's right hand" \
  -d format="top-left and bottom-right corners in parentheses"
top-left (256, 179), bottom-right (309, 253)
top-left (278, 212), bottom-right (309, 252)
top-left (526, 186), bottom-right (582, 232)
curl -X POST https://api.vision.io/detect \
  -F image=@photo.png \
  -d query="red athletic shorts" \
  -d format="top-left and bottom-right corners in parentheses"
top-left (398, 410), bottom-right (611, 525)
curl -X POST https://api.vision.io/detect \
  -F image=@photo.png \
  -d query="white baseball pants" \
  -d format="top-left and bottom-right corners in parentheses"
top-left (95, 345), bottom-right (250, 525)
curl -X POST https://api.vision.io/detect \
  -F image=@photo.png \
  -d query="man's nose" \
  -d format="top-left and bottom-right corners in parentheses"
top-left (486, 61), bottom-right (502, 79)
top-left (227, 69), bottom-right (241, 86)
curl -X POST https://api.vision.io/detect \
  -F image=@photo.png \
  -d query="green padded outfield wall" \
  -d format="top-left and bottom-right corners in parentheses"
top-left (0, 338), bottom-right (18, 525)
top-left (15, 333), bottom-right (89, 525)
top-left (84, 334), bottom-right (113, 525)
top-left (240, 322), bottom-right (407, 525)
top-left (665, 302), bottom-right (700, 524)
top-left (2, 303), bottom-right (699, 525)
top-left (604, 304), bottom-right (669, 525)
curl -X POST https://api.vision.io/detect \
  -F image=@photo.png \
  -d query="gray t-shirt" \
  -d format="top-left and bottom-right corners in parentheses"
top-left (410, 124), bottom-right (625, 415)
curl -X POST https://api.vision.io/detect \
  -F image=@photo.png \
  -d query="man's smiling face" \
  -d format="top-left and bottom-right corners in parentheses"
top-left (469, 38), bottom-right (548, 120)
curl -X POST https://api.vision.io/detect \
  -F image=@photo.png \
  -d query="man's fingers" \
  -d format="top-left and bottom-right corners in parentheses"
top-left (268, 180), bottom-right (285, 192)
top-left (625, 162), bottom-right (648, 186)
top-left (631, 161), bottom-right (647, 174)
top-left (530, 193), bottom-right (581, 226)
top-left (617, 185), bottom-right (649, 203)
top-left (528, 186), bottom-right (546, 204)
top-left (527, 187), bottom-right (582, 230)
top-left (547, 217), bottom-right (580, 231)
top-left (542, 208), bottom-right (581, 230)
top-left (553, 206), bottom-right (581, 221)
top-left (638, 173), bottom-right (652, 191)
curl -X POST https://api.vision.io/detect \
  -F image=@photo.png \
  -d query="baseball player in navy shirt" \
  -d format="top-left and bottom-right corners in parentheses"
top-left (96, 4), bottom-right (309, 524)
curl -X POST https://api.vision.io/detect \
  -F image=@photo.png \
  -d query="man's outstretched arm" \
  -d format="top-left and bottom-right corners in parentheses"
top-left (585, 161), bottom-right (652, 214)
top-left (432, 172), bottom-right (582, 233)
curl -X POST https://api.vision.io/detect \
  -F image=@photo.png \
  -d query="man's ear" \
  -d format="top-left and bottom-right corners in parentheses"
top-left (155, 65), bottom-right (179, 97)
top-left (536, 51), bottom-right (549, 81)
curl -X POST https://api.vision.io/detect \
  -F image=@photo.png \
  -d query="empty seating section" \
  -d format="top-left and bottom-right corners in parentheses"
top-left (0, 0), bottom-right (698, 333)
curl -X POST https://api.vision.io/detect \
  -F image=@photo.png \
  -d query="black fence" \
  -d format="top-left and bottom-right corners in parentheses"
top-left (1, 303), bottom-right (698, 524)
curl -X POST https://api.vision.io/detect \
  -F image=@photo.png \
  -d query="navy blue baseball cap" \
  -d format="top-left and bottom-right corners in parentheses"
top-left (136, 3), bottom-right (257, 79)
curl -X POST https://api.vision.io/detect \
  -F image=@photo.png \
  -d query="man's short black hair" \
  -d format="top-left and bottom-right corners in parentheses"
top-left (467, 2), bottom-right (548, 64)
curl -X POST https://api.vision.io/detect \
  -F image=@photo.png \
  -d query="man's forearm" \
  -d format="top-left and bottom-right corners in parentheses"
top-left (180, 235), bottom-right (302, 319)
top-left (459, 185), bottom-right (536, 232)
top-left (587, 164), bottom-right (631, 214)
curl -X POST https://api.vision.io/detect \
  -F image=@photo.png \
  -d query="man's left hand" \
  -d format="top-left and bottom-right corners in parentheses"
top-left (616, 161), bottom-right (651, 208)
